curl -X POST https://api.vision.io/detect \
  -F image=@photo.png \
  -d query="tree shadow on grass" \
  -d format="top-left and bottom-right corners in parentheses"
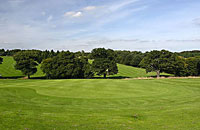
top-left (30, 76), bottom-right (47, 79)
top-left (0, 76), bottom-right (46, 79)
top-left (150, 75), bottom-right (171, 78)
top-left (0, 76), bottom-right (25, 79)
top-left (0, 76), bottom-right (129, 80)
top-left (30, 76), bottom-right (130, 80)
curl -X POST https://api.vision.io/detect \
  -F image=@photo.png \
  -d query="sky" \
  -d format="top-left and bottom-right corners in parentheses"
top-left (0, 0), bottom-right (200, 52)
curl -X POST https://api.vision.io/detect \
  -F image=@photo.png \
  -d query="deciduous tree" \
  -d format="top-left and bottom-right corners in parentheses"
top-left (91, 48), bottom-right (118, 78)
top-left (0, 57), bottom-right (3, 64)
top-left (41, 51), bottom-right (93, 79)
top-left (13, 51), bottom-right (38, 79)
top-left (141, 50), bottom-right (175, 78)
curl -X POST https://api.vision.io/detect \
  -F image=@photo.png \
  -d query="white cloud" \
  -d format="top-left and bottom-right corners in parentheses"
top-left (64, 11), bottom-right (75, 16)
top-left (109, 0), bottom-right (139, 12)
top-left (83, 6), bottom-right (96, 11)
top-left (47, 15), bottom-right (53, 22)
top-left (64, 11), bottom-right (82, 17)
top-left (63, 0), bottom-right (140, 21)
top-left (73, 12), bottom-right (82, 17)
top-left (63, 6), bottom-right (97, 18)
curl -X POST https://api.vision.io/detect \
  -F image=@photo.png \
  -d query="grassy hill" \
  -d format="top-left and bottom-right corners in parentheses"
top-left (0, 56), bottom-right (23, 78)
top-left (0, 78), bottom-right (200, 129)
top-left (0, 56), bottom-right (170, 78)
top-left (0, 56), bottom-right (44, 78)
top-left (110, 64), bottom-right (170, 78)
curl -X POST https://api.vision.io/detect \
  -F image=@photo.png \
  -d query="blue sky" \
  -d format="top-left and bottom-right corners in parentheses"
top-left (0, 0), bottom-right (200, 52)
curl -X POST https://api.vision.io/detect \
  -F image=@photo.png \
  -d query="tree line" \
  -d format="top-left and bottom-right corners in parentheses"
top-left (0, 48), bottom-right (200, 79)
top-left (114, 50), bottom-right (200, 77)
top-left (0, 48), bottom-right (118, 79)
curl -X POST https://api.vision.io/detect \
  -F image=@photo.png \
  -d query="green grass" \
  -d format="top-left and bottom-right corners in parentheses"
top-left (0, 78), bottom-right (200, 129)
top-left (111, 64), bottom-right (170, 78)
top-left (0, 56), bottom-right (170, 78)
top-left (0, 56), bottom-right (23, 77)
top-left (0, 56), bottom-right (44, 78)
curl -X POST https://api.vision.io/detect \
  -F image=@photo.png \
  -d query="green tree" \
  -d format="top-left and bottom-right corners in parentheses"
top-left (0, 49), bottom-right (6, 56)
top-left (185, 57), bottom-right (200, 76)
top-left (141, 50), bottom-right (176, 78)
top-left (164, 56), bottom-right (187, 77)
top-left (13, 51), bottom-right (38, 79)
top-left (0, 57), bottom-right (3, 64)
top-left (41, 51), bottom-right (93, 79)
top-left (91, 48), bottom-right (118, 78)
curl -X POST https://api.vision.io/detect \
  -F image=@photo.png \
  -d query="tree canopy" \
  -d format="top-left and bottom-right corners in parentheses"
top-left (91, 48), bottom-right (118, 78)
top-left (140, 50), bottom-right (177, 78)
top-left (41, 51), bottom-right (93, 79)
top-left (0, 57), bottom-right (2, 64)
top-left (185, 57), bottom-right (200, 76)
top-left (13, 51), bottom-right (38, 79)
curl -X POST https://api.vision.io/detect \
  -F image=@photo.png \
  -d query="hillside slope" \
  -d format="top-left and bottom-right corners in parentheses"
top-left (111, 64), bottom-right (170, 78)
top-left (0, 56), bottom-right (23, 77)
top-left (0, 56), bottom-right (170, 78)
top-left (0, 56), bottom-right (44, 78)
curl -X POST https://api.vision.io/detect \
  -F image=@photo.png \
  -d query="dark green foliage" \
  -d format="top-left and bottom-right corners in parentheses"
top-left (115, 51), bottom-right (144, 67)
top-left (91, 48), bottom-right (118, 78)
top-left (13, 51), bottom-right (38, 79)
top-left (41, 51), bottom-right (93, 79)
top-left (36, 50), bottom-right (59, 63)
top-left (185, 57), bottom-right (200, 76)
top-left (81, 57), bottom-right (94, 78)
top-left (141, 50), bottom-right (176, 77)
top-left (169, 56), bottom-right (187, 77)
top-left (168, 56), bottom-right (200, 77)
top-left (125, 53), bottom-right (144, 67)
top-left (178, 50), bottom-right (200, 58)
top-left (5, 49), bottom-right (22, 56)
top-left (0, 57), bottom-right (3, 64)
top-left (115, 51), bottom-right (131, 64)
top-left (0, 49), bottom-right (6, 56)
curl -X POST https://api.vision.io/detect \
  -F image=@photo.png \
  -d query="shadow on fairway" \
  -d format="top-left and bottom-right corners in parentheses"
top-left (150, 75), bottom-right (171, 78)
top-left (30, 76), bottom-right (47, 79)
top-left (0, 76), bottom-right (25, 79)
top-left (0, 76), bottom-right (47, 79)
top-left (0, 75), bottom-right (129, 80)
top-left (31, 76), bottom-right (130, 79)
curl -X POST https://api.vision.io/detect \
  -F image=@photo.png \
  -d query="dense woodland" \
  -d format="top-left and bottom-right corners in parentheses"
top-left (0, 48), bottom-right (200, 79)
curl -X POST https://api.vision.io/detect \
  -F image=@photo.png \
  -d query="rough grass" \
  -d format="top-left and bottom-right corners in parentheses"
top-left (0, 79), bottom-right (200, 129)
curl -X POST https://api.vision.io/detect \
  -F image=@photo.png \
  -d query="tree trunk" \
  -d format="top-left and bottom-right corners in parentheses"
top-left (156, 70), bottom-right (160, 78)
top-left (28, 74), bottom-right (30, 79)
top-left (104, 73), bottom-right (106, 78)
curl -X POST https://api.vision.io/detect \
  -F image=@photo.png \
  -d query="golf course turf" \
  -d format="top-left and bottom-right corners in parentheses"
top-left (0, 78), bottom-right (200, 129)
top-left (0, 56), bottom-right (199, 129)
